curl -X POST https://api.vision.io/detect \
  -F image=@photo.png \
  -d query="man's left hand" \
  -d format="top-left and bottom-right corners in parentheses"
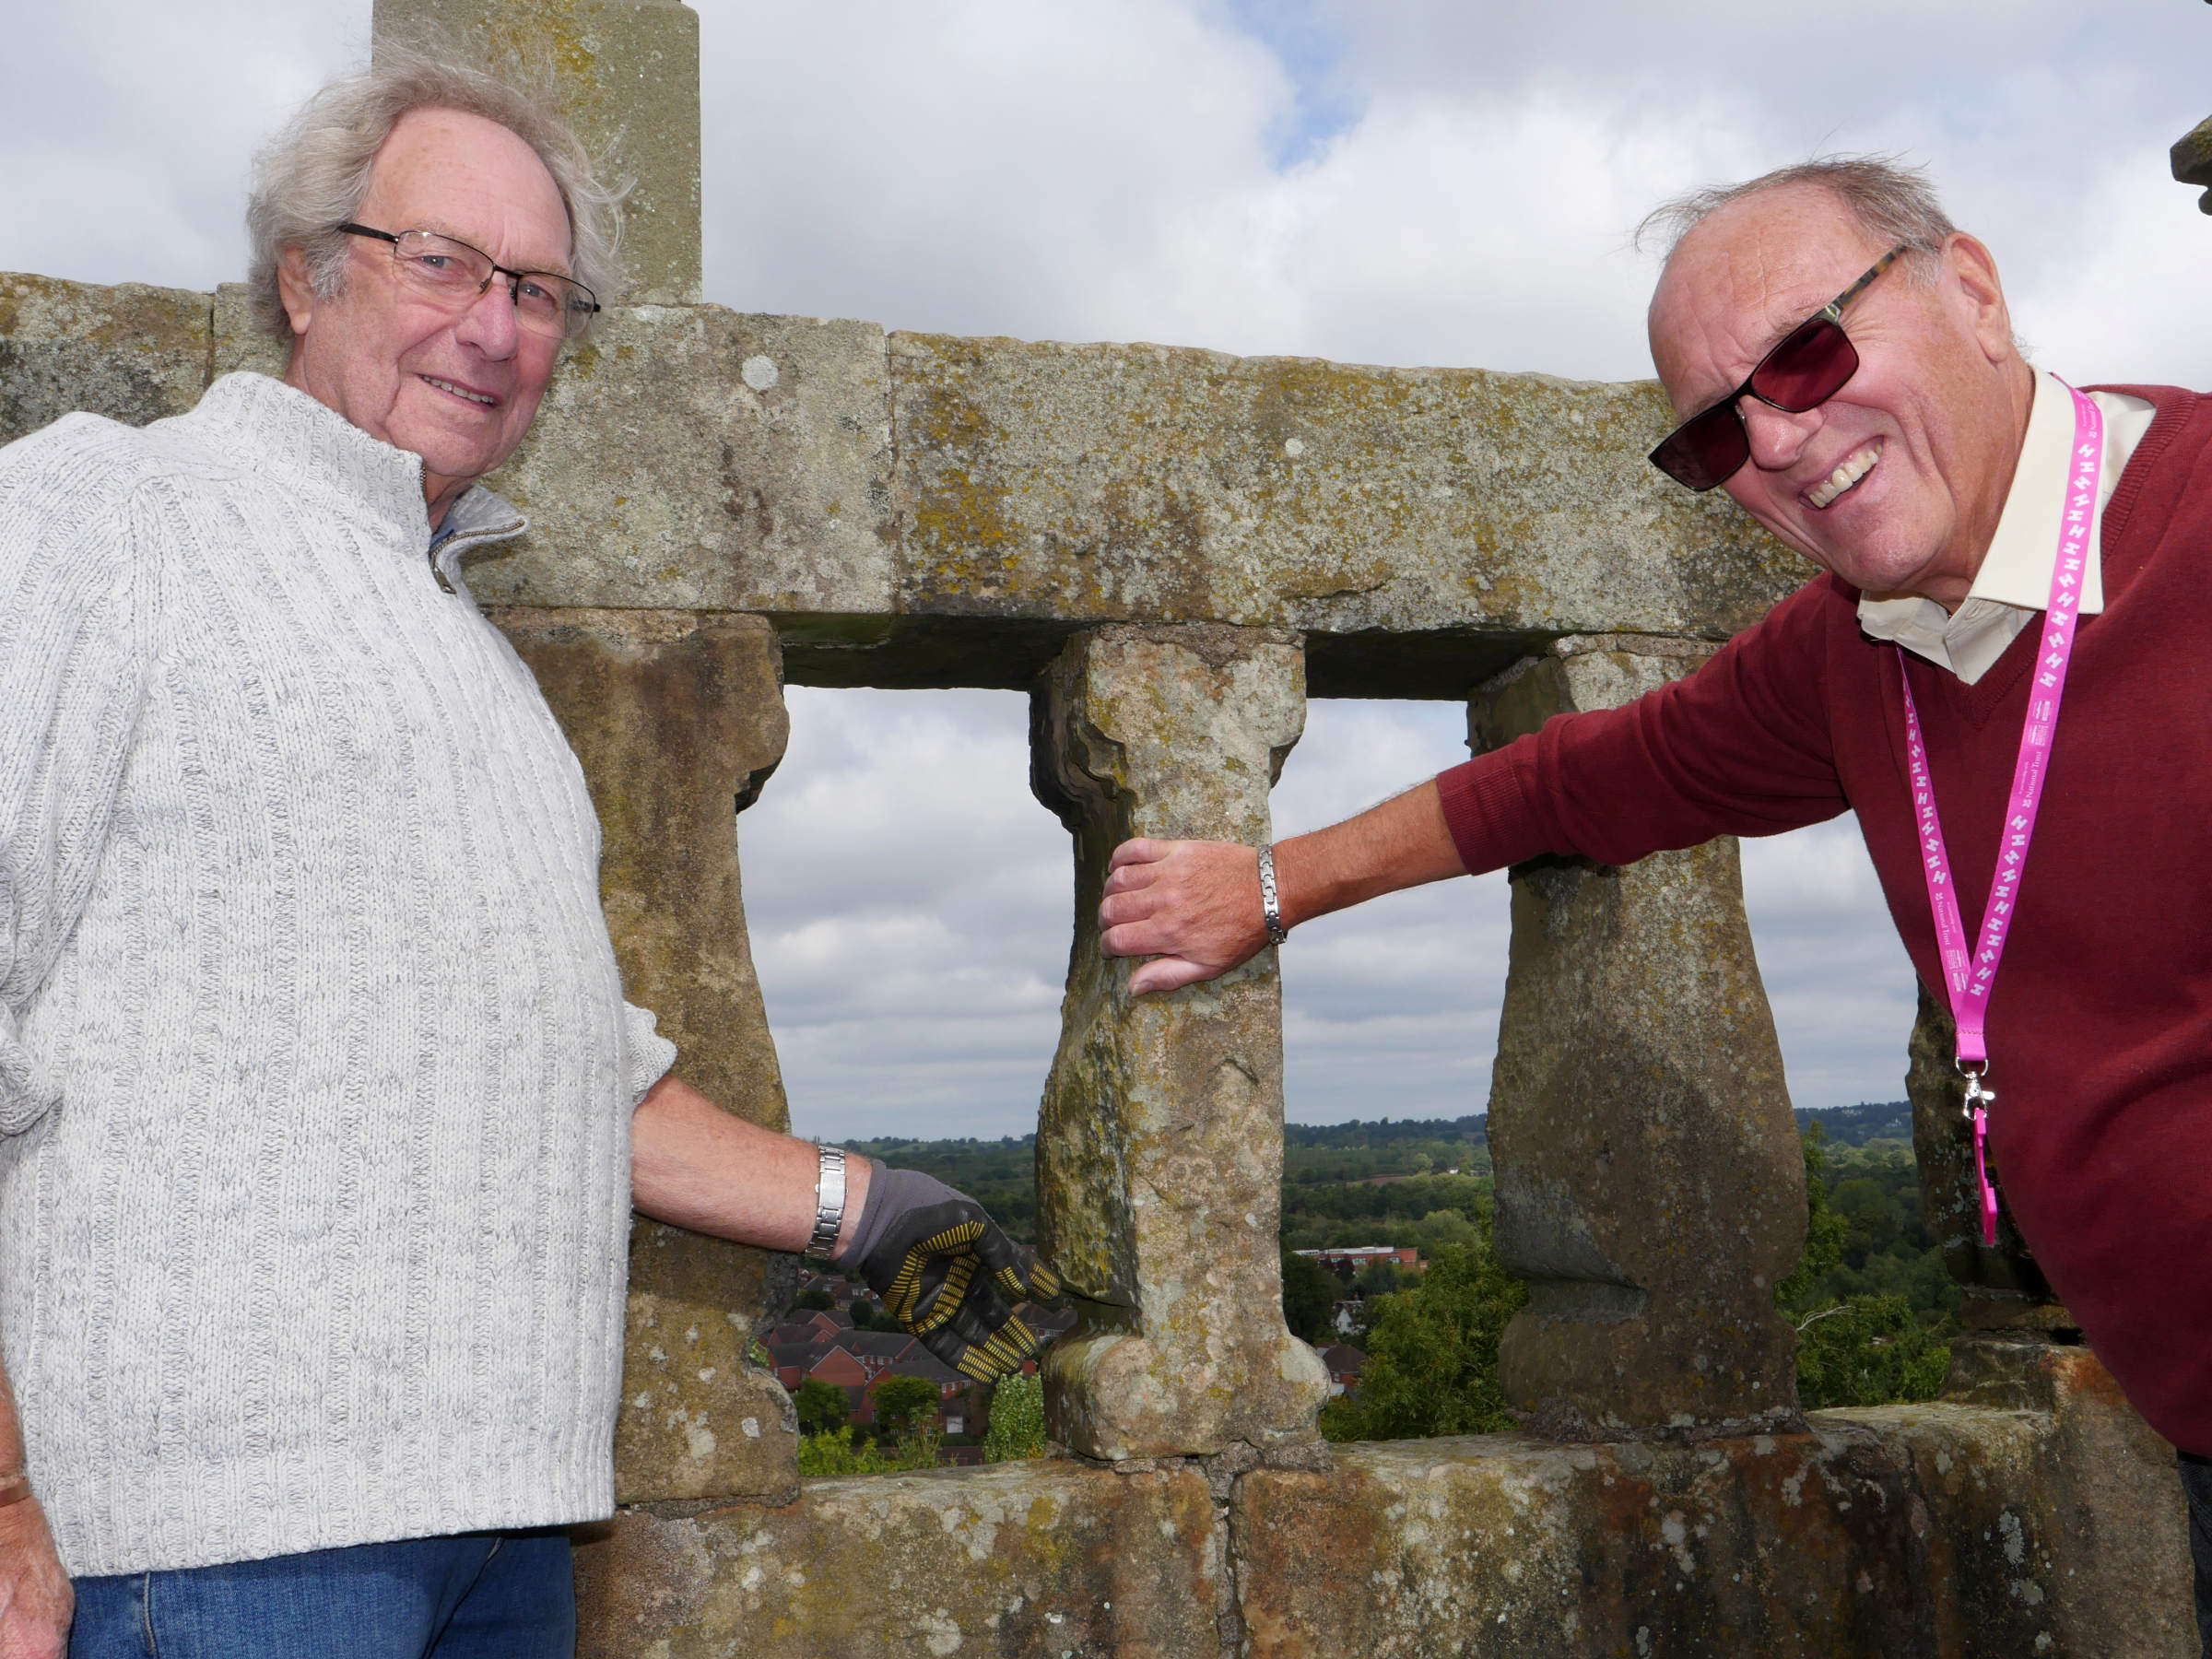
top-left (839, 1166), bottom-right (1061, 1382)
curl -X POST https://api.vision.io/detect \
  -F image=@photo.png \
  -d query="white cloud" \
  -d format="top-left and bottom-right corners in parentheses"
top-left (0, 3), bottom-right (368, 292)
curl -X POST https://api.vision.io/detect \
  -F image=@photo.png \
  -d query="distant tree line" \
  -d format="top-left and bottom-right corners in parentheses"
top-left (847, 1109), bottom-right (1959, 1431)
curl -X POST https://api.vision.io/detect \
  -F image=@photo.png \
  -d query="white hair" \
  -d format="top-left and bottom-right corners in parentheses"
top-left (244, 41), bottom-right (626, 345)
top-left (1638, 155), bottom-right (1959, 286)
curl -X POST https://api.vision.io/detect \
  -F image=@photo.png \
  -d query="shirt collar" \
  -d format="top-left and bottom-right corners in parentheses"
top-left (1855, 370), bottom-right (2154, 682)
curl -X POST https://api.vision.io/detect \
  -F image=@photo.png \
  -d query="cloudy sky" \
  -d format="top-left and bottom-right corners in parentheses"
top-left (7, 2), bottom-right (2210, 1139)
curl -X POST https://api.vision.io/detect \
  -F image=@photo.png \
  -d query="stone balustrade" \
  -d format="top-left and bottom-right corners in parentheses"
top-left (0, 0), bottom-right (2194, 1648)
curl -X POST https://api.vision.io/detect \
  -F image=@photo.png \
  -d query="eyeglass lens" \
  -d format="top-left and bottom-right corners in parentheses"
top-left (1648, 316), bottom-right (1859, 491)
top-left (391, 230), bottom-right (590, 337)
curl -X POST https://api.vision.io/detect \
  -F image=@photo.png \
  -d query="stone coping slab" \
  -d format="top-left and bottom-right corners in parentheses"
top-left (2, 273), bottom-right (1810, 695)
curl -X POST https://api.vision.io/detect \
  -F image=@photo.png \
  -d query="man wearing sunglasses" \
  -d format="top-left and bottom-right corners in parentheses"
top-left (1098, 156), bottom-right (2212, 1630)
top-left (0, 46), bottom-right (1053, 1659)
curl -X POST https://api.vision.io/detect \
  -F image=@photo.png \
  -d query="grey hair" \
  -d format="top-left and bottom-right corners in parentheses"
top-left (244, 41), bottom-right (626, 346)
top-left (1637, 155), bottom-right (1959, 285)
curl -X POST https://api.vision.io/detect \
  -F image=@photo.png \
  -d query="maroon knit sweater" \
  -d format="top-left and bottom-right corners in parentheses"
top-left (1436, 384), bottom-right (2212, 1453)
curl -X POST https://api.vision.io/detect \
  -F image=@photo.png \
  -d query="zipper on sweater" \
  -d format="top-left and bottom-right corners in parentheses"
top-left (429, 551), bottom-right (457, 595)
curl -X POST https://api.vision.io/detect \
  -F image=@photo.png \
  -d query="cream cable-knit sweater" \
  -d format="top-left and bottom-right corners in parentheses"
top-left (0, 372), bottom-right (676, 1576)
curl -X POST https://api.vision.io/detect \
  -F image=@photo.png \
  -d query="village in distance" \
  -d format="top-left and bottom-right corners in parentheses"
top-left (774, 1100), bottom-right (1944, 1471)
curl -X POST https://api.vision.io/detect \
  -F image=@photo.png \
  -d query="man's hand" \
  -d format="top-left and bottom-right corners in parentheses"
top-left (0, 1499), bottom-right (72, 1659)
top-left (1099, 839), bottom-right (1268, 995)
top-left (839, 1167), bottom-right (1061, 1383)
top-left (1100, 784), bottom-right (1468, 996)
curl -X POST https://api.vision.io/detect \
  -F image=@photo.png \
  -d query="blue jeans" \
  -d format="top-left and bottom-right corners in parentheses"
top-left (2182, 1453), bottom-right (2212, 1655)
top-left (68, 1530), bottom-right (574, 1659)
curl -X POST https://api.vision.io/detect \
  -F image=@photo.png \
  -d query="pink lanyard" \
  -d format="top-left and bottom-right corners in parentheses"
top-left (1898, 382), bottom-right (2100, 1245)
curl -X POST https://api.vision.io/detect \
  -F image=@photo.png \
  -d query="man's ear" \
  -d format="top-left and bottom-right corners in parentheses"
top-left (1943, 232), bottom-right (2016, 367)
top-left (275, 245), bottom-right (319, 338)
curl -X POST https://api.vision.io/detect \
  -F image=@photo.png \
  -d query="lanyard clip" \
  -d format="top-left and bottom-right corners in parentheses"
top-left (1955, 1057), bottom-right (1994, 1120)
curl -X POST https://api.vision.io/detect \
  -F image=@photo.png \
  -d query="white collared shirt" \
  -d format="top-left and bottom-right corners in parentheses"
top-left (1856, 370), bottom-right (2156, 684)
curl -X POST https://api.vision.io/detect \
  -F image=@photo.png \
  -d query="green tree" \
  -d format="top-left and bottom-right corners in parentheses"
top-left (1351, 1260), bottom-right (1402, 1300)
top-left (982, 1372), bottom-right (1047, 1463)
top-left (792, 1378), bottom-right (851, 1437)
top-left (793, 1287), bottom-right (834, 1312)
top-left (1280, 1244), bottom-right (1340, 1345)
top-left (1775, 1124), bottom-right (1850, 1317)
top-left (1794, 1293), bottom-right (1950, 1408)
top-left (1778, 1128), bottom-right (1952, 1407)
top-left (1321, 1241), bottom-right (1527, 1442)
top-left (872, 1374), bottom-right (942, 1438)
top-left (796, 1425), bottom-right (938, 1475)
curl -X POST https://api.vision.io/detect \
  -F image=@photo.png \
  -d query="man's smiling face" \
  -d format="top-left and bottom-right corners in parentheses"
top-left (1647, 184), bottom-right (2027, 607)
top-left (278, 106), bottom-right (571, 523)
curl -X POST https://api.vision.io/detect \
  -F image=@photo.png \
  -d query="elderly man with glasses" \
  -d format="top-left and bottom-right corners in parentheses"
top-left (1101, 156), bottom-right (2212, 1635)
top-left (0, 48), bottom-right (1053, 1659)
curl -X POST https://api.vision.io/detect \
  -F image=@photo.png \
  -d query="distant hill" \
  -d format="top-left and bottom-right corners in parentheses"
top-left (852, 1103), bottom-right (1913, 1234)
top-left (1794, 1100), bottom-right (1914, 1147)
top-left (860, 1103), bottom-right (1910, 1177)
top-left (1285, 1114), bottom-right (1487, 1150)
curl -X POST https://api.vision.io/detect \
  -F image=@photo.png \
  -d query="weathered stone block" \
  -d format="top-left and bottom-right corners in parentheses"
top-left (2172, 112), bottom-right (2212, 213)
top-left (1030, 625), bottom-right (1331, 1460)
top-left (211, 281), bottom-right (289, 382)
top-left (496, 608), bottom-right (798, 1503)
top-left (1472, 636), bottom-right (1804, 1439)
top-left (1833, 1345), bottom-right (2191, 1657)
top-left (1908, 984), bottom-right (2072, 1335)
top-left (1234, 1429), bottom-right (1929, 1657)
top-left (466, 307), bottom-right (896, 617)
top-left (888, 332), bottom-right (1806, 694)
top-left (0, 276), bottom-right (1814, 697)
top-left (374, 0), bottom-right (702, 304)
top-left (1237, 1365), bottom-right (2192, 1659)
top-left (573, 1460), bottom-right (1222, 1657)
top-left (0, 272), bottom-right (211, 447)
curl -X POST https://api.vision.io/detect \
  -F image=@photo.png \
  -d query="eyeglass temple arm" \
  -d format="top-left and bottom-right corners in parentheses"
top-left (1822, 246), bottom-right (1908, 322)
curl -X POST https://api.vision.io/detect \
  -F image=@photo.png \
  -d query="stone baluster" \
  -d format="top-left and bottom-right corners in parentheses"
top-left (1030, 624), bottom-right (1332, 1462)
top-left (497, 609), bottom-right (799, 1503)
top-left (1470, 635), bottom-right (1804, 1439)
top-left (372, 0), bottom-right (702, 306)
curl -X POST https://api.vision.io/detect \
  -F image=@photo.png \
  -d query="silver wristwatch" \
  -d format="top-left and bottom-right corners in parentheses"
top-left (806, 1145), bottom-right (849, 1260)
top-left (1258, 844), bottom-right (1289, 947)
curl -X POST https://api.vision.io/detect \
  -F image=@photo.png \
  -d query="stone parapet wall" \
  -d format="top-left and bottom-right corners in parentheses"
top-left (576, 1347), bottom-right (2189, 1658)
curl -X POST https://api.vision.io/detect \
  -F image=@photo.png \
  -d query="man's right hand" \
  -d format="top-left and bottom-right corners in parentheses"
top-left (1097, 782), bottom-right (1469, 996)
top-left (1099, 839), bottom-right (1270, 995)
top-left (0, 1499), bottom-right (72, 1659)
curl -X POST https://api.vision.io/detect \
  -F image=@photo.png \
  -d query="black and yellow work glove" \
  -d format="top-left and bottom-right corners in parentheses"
top-left (841, 1163), bottom-right (1062, 1383)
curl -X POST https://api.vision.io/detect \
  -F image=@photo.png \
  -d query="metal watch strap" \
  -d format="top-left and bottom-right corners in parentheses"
top-left (1257, 844), bottom-right (1289, 947)
top-left (806, 1145), bottom-right (848, 1260)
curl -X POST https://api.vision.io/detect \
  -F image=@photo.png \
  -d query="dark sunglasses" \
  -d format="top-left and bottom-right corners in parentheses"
top-left (1648, 245), bottom-right (1907, 491)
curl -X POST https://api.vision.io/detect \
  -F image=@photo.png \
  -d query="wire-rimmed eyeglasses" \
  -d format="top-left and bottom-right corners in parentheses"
top-left (336, 222), bottom-right (600, 341)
